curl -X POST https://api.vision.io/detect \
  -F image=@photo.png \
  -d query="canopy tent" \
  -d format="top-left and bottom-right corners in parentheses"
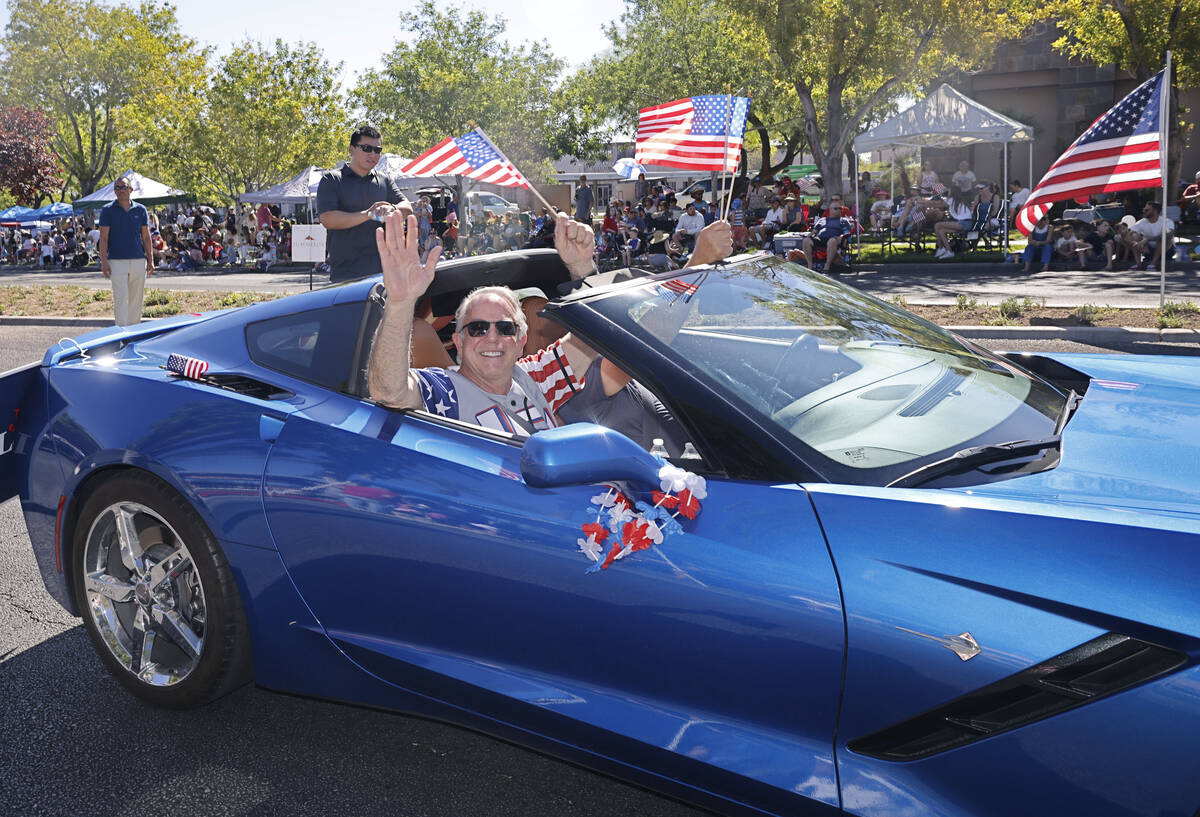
top-left (73, 170), bottom-right (194, 210)
top-left (0, 205), bottom-right (35, 220)
top-left (853, 84), bottom-right (1035, 252)
top-left (15, 202), bottom-right (76, 222)
top-left (240, 165), bottom-right (325, 204)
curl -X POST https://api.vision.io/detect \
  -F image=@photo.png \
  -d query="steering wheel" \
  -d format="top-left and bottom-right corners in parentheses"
top-left (767, 332), bottom-right (818, 407)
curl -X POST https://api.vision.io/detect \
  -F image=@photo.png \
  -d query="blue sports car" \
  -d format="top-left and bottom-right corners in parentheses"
top-left (2, 250), bottom-right (1198, 817)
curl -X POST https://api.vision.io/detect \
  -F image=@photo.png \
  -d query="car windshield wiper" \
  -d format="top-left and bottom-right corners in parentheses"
top-left (887, 436), bottom-right (1062, 489)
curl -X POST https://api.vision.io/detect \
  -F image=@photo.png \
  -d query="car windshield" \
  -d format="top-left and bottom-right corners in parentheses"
top-left (582, 255), bottom-right (1068, 485)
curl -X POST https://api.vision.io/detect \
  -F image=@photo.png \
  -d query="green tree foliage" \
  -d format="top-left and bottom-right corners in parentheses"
top-left (1045, 0), bottom-right (1199, 191)
top-left (353, 1), bottom-right (605, 183)
top-left (0, 0), bottom-right (205, 195)
top-left (0, 105), bottom-right (63, 204)
top-left (573, 0), bottom-right (804, 178)
top-left (137, 39), bottom-right (349, 205)
top-left (584, 0), bottom-right (1031, 197)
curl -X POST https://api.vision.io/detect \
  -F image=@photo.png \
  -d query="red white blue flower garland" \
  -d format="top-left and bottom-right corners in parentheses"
top-left (577, 462), bottom-right (707, 572)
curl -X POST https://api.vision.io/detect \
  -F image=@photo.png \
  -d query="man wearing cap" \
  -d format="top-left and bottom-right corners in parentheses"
top-left (1181, 171), bottom-right (1200, 223)
top-left (368, 212), bottom-right (732, 437)
top-left (317, 124), bottom-right (410, 283)
top-left (98, 175), bottom-right (154, 326)
top-left (801, 203), bottom-right (853, 269)
top-left (673, 200), bottom-right (706, 251)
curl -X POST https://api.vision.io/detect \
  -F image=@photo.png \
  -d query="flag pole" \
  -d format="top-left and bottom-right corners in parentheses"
top-left (716, 89), bottom-right (734, 221)
top-left (1159, 52), bottom-right (1171, 309)
top-left (472, 125), bottom-right (558, 216)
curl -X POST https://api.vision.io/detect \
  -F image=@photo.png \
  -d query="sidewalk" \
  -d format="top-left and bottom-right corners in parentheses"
top-left (2, 259), bottom-right (1198, 343)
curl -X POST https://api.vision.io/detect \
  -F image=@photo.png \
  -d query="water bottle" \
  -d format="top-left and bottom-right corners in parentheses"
top-left (680, 442), bottom-right (702, 461)
top-left (649, 438), bottom-right (668, 458)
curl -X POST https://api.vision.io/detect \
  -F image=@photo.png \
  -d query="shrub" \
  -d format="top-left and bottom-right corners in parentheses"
top-left (997, 297), bottom-right (1023, 319)
top-left (890, 294), bottom-right (908, 307)
top-left (1071, 303), bottom-right (1113, 325)
top-left (955, 294), bottom-right (977, 311)
top-left (143, 289), bottom-right (171, 307)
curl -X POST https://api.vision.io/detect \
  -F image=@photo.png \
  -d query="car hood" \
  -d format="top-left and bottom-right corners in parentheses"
top-left (954, 354), bottom-right (1200, 518)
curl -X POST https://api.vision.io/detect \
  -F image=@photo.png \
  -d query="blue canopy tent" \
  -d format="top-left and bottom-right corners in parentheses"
top-left (15, 202), bottom-right (76, 222)
top-left (0, 205), bottom-right (36, 221)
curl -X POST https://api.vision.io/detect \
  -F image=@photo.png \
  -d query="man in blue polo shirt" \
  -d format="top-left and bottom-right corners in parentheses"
top-left (98, 175), bottom-right (154, 326)
top-left (317, 124), bottom-right (411, 282)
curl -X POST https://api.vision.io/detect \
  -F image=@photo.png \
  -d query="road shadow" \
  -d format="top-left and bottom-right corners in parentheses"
top-left (0, 629), bottom-right (702, 817)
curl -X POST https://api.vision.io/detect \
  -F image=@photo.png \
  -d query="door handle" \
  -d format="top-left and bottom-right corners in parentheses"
top-left (259, 413), bottom-right (286, 443)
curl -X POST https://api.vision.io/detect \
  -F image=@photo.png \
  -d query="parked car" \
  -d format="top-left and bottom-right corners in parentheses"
top-left (3, 249), bottom-right (1199, 817)
top-left (465, 190), bottom-right (519, 219)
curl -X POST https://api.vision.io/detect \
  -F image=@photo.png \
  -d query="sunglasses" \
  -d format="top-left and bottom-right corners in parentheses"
top-left (463, 319), bottom-right (519, 338)
top-left (114, 185), bottom-right (131, 190)
top-left (355, 144), bottom-right (383, 154)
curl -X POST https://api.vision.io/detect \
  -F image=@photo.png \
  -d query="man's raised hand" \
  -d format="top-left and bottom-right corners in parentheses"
top-left (554, 211), bottom-right (596, 279)
top-left (685, 220), bottom-right (733, 268)
top-left (376, 212), bottom-right (440, 304)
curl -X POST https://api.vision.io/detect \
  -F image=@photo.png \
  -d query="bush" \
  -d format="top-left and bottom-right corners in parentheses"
top-left (217, 292), bottom-right (261, 308)
top-left (1071, 303), bottom-right (1113, 325)
top-left (143, 289), bottom-right (171, 307)
top-left (997, 297), bottom-right (1023, 319)
top-left (1159, 300), bottom-right (1199, 318)
top-left (142, 300), bottom-right (181, 318)
top-left (955, 294), bottom-right (977, 311)
top-left (890, 294), bottom-right (908, 307)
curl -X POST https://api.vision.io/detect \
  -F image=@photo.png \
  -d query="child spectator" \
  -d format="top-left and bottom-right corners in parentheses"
top-left (1022, 215), bottom-right (1053, 272)
top-left (1054, 224), bottom-right (1089, 267)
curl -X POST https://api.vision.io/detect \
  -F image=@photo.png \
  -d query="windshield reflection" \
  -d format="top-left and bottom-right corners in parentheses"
top-left (592, 256), bottom-right (1067, 486)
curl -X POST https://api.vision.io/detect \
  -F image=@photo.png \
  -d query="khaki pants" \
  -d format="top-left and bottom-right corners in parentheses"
top-left (109, 258), bottom-right (147, 326)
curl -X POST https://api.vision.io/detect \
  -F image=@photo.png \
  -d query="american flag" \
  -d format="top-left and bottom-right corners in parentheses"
top-left (795, 176), bottom-right (820, 193)
top-left (636, 95), bottom-right (749, 172)
top-left (166, 353), bottom-right (209, 379)
top-left (1016, 71), bottom-right (1164, 235)
top-left (398, 129), bottom-right (531, 188)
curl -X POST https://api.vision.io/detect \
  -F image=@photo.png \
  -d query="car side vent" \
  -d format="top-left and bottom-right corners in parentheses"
top-left (848, 633), bottom-right (1185, 762)
top-left (196, 373), bottom-right (293, 401)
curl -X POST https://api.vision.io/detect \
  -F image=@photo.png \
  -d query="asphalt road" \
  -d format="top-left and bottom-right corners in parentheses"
top-left (1, 327), bottom-right (1196, 817)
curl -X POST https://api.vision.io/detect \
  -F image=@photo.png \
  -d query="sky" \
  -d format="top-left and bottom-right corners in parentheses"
top-left (0, 0), bottom-right (628, 86)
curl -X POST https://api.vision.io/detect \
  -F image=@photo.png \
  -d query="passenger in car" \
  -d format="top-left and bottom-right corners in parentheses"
top-left (367, 211), bottom-right (731, 438)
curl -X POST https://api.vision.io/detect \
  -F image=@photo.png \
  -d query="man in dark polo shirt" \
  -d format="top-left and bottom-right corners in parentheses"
top-left (98, 175), bottom-right (154, 326)
top-left (316, 124), bottom-right (411, 282)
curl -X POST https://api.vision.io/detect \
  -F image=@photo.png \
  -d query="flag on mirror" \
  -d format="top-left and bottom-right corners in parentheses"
top-left (1016, 71), bottom-right (1164, 235)
top-left (636, 95), bottom-right (750, 172)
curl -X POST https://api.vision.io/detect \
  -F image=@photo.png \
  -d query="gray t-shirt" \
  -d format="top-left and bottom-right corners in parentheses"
top-left (556, 357), bottom-right (687, 457)
top-left (315, 163), bottom-right (405, 282)
top-left (574, 185), bottom-right (593, 221)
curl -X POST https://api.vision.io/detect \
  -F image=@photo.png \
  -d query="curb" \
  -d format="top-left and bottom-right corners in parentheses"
top-left (0, 316), bottom-right (116, 328)
top-left (946, 325), bottom-right (1199, 342)
top-left (3, 315), bottom-right (1196, 344)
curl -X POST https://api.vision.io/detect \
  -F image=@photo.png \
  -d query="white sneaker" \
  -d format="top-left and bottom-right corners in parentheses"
top-left (935, 248), bottom-right (951, 259)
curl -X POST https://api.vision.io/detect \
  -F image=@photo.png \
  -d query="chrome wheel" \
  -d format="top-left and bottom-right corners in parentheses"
top-left (81, 501), bottom-right (207, 686)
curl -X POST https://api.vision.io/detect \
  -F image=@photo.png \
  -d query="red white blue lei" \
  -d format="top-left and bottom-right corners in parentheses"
top-left (577, 461), bottom-right (707, 573)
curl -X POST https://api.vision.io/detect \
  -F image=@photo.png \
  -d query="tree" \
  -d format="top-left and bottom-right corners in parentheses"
top-left (353, 1), bottom-right (605, 183)
top-left (1046, 0), bottom-right (1200, 193)
top-left (0, 105), bottom-right (63, 205)
top-left (583, 0), bottom-right (1032, 199)
top-left (135, 39), bottom-right (349, 206)
top-left (573, 0), bottom-right (806, 180)
top-left (0, 0), bottom-right (206, 195)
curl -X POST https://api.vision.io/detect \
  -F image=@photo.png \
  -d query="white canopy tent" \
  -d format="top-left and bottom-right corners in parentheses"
top-left (240, 165), bottom-right (325, 205)
top-left (73, 170), bottom-right (193, 210)
top-left (853, 84), bottom-right (1035, 252)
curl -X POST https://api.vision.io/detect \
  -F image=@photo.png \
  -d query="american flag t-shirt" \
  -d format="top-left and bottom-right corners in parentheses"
top-left (636, 95), bottom-right (750, 172)
top-left (166, 353), bottom-right (209, 379)
top-left (1016, 71), bottom-right (1164, 235)
top-left (398, 129), bottom-right (531, 189)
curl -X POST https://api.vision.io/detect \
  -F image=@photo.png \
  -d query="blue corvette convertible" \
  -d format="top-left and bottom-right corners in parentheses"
top-left (2, 250), bottom-right (1198, 817)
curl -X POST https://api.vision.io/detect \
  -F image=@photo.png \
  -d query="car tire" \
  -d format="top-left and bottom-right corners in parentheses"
top-left (72, 470), bottom-right (251, 708)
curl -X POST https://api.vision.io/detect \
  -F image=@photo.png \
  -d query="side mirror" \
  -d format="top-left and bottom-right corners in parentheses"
top-left (522, 423), bottom-right (660, 489)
